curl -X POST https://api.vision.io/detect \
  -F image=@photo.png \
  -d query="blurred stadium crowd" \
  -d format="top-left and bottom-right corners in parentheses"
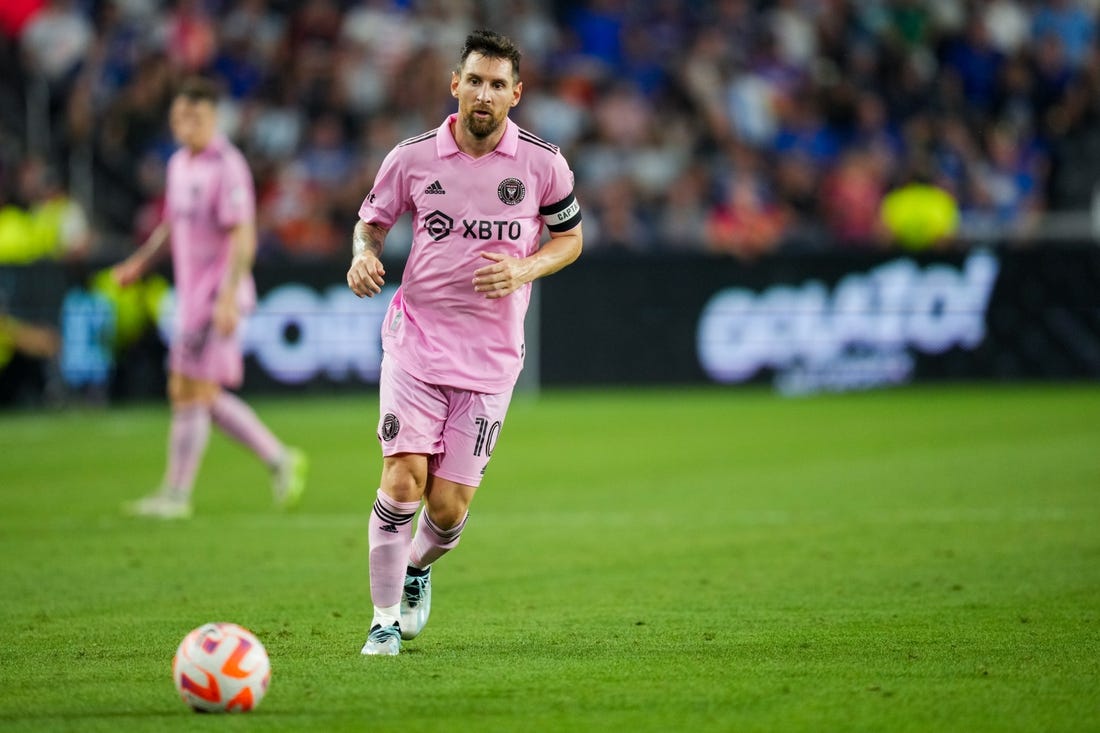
top-left (1, 0), bottom-right (1099, 264)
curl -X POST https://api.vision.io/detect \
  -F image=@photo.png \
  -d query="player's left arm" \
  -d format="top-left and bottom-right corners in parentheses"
top-left (213, 219), bottom-right (256, 336)
top-left (473, 223), bottom-right (583, 299)
top-left (474, 152), bottom-right (584, 300)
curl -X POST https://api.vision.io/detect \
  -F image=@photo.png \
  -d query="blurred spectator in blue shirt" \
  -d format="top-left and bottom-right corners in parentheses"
top-left (1033, 0), bottom-right (1097, 68)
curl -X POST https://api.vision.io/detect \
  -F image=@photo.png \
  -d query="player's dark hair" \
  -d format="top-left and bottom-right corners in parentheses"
top-left (458, 30), bottom-right (521, 84)
top-left (176, 76), bottom-right (220, 104)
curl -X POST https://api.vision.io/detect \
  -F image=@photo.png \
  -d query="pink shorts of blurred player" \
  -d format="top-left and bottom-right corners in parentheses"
top-left (377, 355), bottom-right (513, 488)
top-left (168, 323), bottom-right (245, 389)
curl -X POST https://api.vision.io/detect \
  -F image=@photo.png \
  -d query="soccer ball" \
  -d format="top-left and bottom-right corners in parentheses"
top-left (172, 622), bottom-right (270, 713)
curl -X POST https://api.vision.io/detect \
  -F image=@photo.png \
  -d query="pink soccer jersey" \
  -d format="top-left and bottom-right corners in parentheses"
top-left (359, 114), bottom-right (582, 393)
top-left (165, 134), bottom-right (257, 332)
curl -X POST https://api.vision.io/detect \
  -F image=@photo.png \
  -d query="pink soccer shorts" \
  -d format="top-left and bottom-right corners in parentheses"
top-left (169, 322), bottom-right (245, 388)
top-left (377, 355), bottom-right (514, 487)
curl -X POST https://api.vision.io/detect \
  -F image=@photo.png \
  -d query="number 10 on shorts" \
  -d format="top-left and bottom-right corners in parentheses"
top-left (473, 418), bottom-right (501, 457)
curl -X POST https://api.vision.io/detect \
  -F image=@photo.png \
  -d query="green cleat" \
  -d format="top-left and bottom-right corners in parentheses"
top-left (273, 447), bottom-right (308, 510)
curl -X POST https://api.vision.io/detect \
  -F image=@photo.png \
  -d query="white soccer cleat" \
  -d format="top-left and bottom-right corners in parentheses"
top-left (122, 490), bottom-right (193, 520)
top-left (360, 622), bottom-right (402, 656)
top-left (399, 567), bottom-right (432, 640)
top-left (273, 447), bottom-right (308, 510)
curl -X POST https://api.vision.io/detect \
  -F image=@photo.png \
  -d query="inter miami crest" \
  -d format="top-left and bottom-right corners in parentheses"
top-left (497, 177), bottom-right (526, 205)
top-left (381, 413), bottom-right (400, 441)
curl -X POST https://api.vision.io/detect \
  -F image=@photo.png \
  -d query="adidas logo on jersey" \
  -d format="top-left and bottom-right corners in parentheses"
top-left (378, 523), bottom-right (399, 534)
top-left (424, 180), bottom-right (446, 194)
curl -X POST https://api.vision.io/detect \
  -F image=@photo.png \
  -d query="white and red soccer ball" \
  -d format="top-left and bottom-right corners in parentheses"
top-left (172, 622), bottom-right (270, 713)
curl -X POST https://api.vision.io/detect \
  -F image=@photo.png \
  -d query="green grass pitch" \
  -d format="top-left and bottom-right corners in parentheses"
top-left (1, 384), bottom-right (1098, 732)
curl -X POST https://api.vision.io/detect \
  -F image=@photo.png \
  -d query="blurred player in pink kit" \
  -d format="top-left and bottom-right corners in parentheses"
top-left (348, 30), bottom-right (584, 655)
top-left (113, 78), bottom-right (308, 519)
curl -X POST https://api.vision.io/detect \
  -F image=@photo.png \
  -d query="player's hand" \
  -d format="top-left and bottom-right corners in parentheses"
top-left (473, 252), bottom-right (531, 299)
top-left (213, 292), bottom-right (240, 337)
top-left (347, 252), bottom-right (386, 298)
top-left (112, 259), bottom-right (143, 287)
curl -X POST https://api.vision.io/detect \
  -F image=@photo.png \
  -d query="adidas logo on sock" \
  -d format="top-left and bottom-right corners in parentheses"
top-left (378, 523), bottom-right (399, 534)
top-left (424, 180), bottom-right (446, 194)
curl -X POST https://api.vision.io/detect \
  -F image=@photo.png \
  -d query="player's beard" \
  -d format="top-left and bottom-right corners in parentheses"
top-left (463, 107), bottom-right (504, 139)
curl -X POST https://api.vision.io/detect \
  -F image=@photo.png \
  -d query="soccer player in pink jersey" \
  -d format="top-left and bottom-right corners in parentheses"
top-left (113, 78), bottom-right (308, 519)
top-left (348, 30), bottom-right (583, 656)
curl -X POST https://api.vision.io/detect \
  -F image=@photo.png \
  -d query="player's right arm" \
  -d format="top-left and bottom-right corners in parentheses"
top-left (347, 220), bottom-right (389, 298)
top-left (349, 143), bottom-right (411, 298)
top-left (113, 221), bottom-right (170, 286)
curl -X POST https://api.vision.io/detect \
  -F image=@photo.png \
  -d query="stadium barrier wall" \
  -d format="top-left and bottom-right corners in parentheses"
top-left (1, 245), bottom-right (1098, 402)
top-left (541, 246), bottom-right (1100, 391)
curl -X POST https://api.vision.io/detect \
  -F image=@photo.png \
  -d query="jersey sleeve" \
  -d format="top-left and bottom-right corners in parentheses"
top-left (358, 147), bottom-right (410, 228)
top-left (163, 154), bottom-right (180, 224)
top-left (539, 150), bottom-right (582, 233)
top-left (215, 151), bottom-right (256, 229)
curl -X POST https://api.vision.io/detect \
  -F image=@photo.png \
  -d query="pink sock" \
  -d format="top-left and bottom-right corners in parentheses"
top-left (368, 490), bottom-right (421, 608)
top-left (210, 392), bottom-right (284, 467)
top-left (166, 405), bottom-right (211, 497)
top-left (409, 510), bottom-right (468, 569)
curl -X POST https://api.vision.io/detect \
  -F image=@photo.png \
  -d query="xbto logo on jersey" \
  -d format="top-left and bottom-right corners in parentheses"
top-left (462, 219), bottom-right (522, 240)
top-left (423, 210), bottom-right (454, 241)
top-left (424, 210), bottom-right (521, 241)
top-left (497, 177), bottom-right (525, 205)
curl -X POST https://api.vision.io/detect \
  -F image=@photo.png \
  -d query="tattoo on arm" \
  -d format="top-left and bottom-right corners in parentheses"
top-left (353, 221), bottom-right (387, 259)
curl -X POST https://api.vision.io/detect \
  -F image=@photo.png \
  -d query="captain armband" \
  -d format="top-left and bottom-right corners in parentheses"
top-left (540, 193), bottom-right (582, 232)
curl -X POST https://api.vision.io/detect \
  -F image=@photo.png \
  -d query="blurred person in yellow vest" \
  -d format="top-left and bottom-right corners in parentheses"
top-left (21, 158), bottom-right (92, 262)
top-left (880, 159), bottom-right (960, 251)
top-left (0, 190), bottom-right (34, 263)
top-left (0, 158), bottom-right (92, 264)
